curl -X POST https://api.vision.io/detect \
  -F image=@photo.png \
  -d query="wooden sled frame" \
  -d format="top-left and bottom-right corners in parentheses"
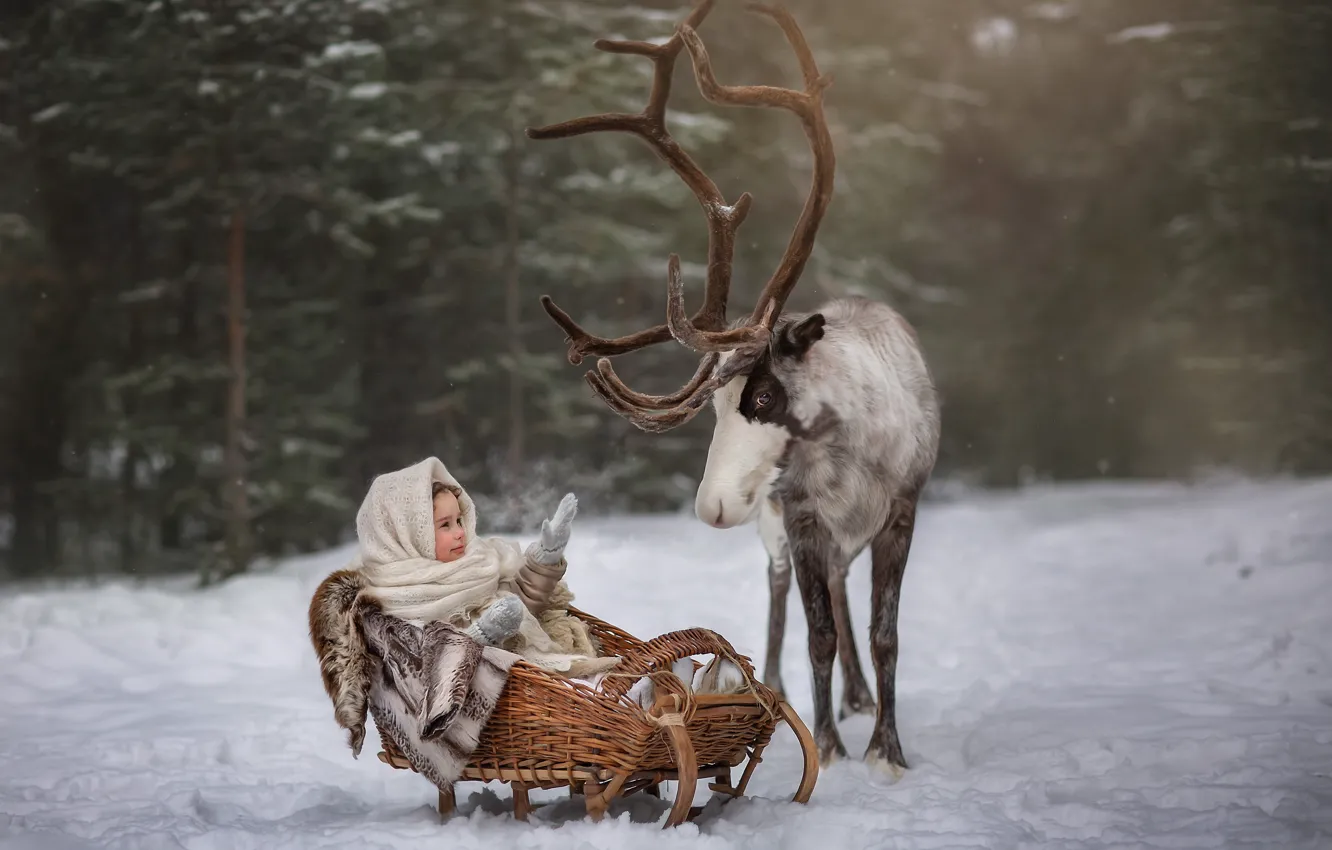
top-left (376, 607), bottom-right (819, 828)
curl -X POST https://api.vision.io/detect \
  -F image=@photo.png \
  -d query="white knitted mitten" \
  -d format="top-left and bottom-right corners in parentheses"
top-left (516, 493), bottom-right (577, 612)
top-left (463, 594), bottom-right (524, 647)
top-left (529, 493), bottom-right (577, 565)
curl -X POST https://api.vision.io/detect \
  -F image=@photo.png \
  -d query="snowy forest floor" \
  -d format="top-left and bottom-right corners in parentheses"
top-left (2, 478), bottom-right (1331, 849)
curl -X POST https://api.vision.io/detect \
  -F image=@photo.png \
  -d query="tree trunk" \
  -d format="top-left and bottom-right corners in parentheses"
top-left (503, 119), bottom-right (526, 488)
top-left (160, 231), bottom-right (200, 552)
top-left (119, 305), bottom-right (144, 574)
top-left (222, 209), bottom-right (251, 579)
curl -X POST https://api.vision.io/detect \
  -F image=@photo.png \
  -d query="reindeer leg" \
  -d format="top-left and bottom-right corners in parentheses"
top-left (865, 496), bottom-right (919, 778)
top-left (764, 553), bottom-right (792, 698)
top-left (830, 566), bottom-right (875, 720)
top-left (787, 511), bottom-right (846, 766)
top-left (759, 497), bottom-right (792, 697)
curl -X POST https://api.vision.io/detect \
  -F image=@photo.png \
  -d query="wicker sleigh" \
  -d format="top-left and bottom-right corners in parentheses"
top-left (375, 606), bottom-right (819, 827)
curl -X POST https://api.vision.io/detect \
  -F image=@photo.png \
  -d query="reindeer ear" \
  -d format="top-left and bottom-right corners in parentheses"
top-left (774, 313), bottom-right (826, 361)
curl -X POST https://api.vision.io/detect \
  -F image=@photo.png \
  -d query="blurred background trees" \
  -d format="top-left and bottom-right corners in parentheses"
top-left (1, 0), bottom-right (1328, 580)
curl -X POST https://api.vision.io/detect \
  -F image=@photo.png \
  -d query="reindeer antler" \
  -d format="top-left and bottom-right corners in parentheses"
top-left (529, 0), bottom-right (835, 432)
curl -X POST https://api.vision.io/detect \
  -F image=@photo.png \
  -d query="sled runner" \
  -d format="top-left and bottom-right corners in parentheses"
top-left (375, 607), bottom-right (819, 828)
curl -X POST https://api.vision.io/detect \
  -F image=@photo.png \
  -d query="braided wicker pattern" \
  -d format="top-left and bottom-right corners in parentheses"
top-left (377, 607), bottom-right (781, 781)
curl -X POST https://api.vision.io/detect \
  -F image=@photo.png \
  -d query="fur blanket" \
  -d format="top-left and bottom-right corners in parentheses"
top-left (308, 567), bottom-right (519, 789)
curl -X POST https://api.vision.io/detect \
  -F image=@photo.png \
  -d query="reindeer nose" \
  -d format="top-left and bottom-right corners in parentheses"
top-left (709, 501), bottom-right (726, 528)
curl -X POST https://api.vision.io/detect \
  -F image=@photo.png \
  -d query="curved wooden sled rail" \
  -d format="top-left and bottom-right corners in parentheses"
top-left (661, 718), bottom-right (700, 827)
top-left (374, 607), bottom-right (819, 828)
top-left (782, 701), bottom-right (820, 804)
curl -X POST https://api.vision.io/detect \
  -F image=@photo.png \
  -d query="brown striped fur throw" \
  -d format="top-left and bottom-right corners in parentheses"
top-left (308, 567), bottom-right (518, 789)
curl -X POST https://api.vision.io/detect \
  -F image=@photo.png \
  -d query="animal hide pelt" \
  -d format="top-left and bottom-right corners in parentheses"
top-left (308, 568), bottom-right (518, 790)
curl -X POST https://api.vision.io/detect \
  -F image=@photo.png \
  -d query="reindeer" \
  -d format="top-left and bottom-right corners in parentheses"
top-left (525, 0), bottom-right (941, 775)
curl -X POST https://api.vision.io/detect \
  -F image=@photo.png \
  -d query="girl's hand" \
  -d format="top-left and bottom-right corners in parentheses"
top-left (537, 492), bottom-right (577, 558)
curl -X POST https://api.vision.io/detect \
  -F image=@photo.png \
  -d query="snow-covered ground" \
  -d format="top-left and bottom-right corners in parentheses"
top-left (2, 478), bottom-right (1331, 849)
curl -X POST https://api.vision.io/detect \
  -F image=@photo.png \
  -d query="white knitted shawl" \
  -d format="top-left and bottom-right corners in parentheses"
top-left (351, 457), bottom-right (617, 677)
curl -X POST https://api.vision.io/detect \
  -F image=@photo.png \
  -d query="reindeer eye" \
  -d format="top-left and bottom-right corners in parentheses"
top-left (755, 392), bottom-right (772, 407)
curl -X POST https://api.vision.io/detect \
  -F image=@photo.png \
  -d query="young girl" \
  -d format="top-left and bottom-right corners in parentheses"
top-left (351, 456), bottom-right (617, 677)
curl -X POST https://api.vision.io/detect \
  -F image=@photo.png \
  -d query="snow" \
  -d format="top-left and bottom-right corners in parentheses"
top-left (385, 131), bottom-right (421, 149)
top-left (420, 141), bottom-right (461, 167)
top-left (320, 42), bottom-right (384, 62)
top-left (971, 18), bottom-right (1018, 57)
top-left (31, 104), bottom-right (71, 125)
top-left (1027, 3), bottom-right (1076, 22)
top-left (1108, 23), bottom-right (1176, 44)
top-left (2, 478), bottom-right (1331, 848)
top-left (346, 83), bottom-right (387, 101)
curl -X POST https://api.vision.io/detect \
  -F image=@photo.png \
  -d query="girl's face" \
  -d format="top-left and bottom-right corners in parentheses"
top-left (433, 490), bottom-right (467, 562)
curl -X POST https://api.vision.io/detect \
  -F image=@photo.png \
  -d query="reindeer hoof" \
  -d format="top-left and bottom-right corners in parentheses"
top-left (864, 737), bottom-right (909, 780)
top-left (864, 751), bottom-right (907, 783)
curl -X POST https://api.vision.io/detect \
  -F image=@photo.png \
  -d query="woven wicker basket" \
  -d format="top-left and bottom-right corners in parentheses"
top-left (376, 606), bottom-right (818, 827)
